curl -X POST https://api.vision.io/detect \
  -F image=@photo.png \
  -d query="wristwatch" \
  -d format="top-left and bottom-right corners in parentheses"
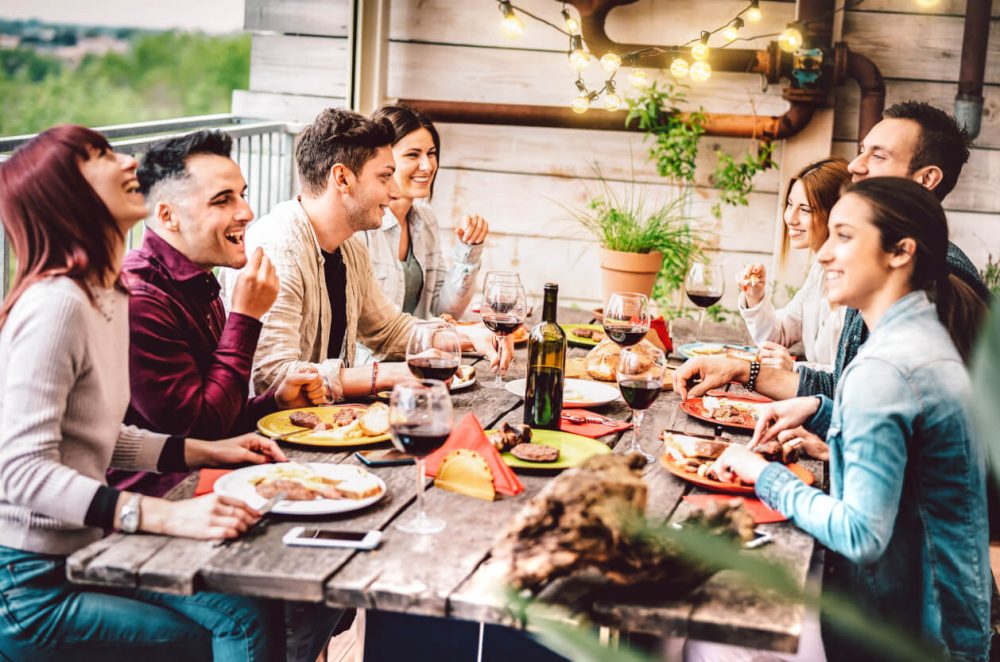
top-left (119, 493), bottom-right (142, 534)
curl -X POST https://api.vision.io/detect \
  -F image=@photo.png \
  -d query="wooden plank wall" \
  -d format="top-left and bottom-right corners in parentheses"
top-left (235, 0), bottom-right (999, 309)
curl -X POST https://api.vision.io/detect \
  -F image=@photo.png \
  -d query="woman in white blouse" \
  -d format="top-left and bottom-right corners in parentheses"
top-left (360, 105), bottom-right (488, 320)
top-left (738, 158), bottom-right (851, 371)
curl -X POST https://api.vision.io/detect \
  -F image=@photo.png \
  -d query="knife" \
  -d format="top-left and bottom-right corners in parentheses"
top-left (213, 491), bottom-right (286, 547)
top-left (560, 412), bottom-right (622, 426)
top-left (273, 428), bottom-right (316, 442)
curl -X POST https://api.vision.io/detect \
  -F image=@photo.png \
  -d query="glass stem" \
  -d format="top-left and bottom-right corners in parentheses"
top-left (696, 308), bottom-right (706, 341)
top-left (632, 409), bottom-right (645, 451)
top-left (415, 458), bottom-right (426, 518)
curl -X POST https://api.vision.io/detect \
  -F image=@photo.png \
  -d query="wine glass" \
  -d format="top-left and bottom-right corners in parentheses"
top-left (616, 346), bottom-right (666, 465)
top-left (389, 380), bottom-right (454, 534)
top-left (685, 260), bottom-right (725, 342)
top-left (406, 321), bottom-right (461, 383)
top-left (603, 292), bottom-right (651, 347)
top-left (480, 279), bottom-right (528, 388)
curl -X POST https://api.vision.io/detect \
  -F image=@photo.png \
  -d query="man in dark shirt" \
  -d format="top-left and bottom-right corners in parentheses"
top-left (112, 131), bottom-right (324, 496)
top-left (675, 101), bottom-right (989, 403)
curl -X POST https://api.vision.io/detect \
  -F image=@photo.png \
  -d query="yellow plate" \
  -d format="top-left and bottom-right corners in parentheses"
top-left (257, 405), bottom-right (392, 447)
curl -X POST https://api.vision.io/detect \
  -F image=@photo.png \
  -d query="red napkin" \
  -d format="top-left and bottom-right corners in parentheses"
top-left (649, 316), bottom-right (673, 354)
top-left (682, 494), bottom-right (788, 524)
top-left (559, 409), bottom-right (632, 438)
top-left (423, 413), bottom-right (525, 496)
top-left (195, 468), bottom-right (232, 496)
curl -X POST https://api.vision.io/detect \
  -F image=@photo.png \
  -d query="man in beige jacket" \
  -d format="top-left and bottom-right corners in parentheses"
top-left (223, 108), bottom-right (508, 400)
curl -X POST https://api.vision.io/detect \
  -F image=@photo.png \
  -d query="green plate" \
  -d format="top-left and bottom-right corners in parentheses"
top-left (491, 428), bottom-right (611, 470)
top-left (562, 323), bottom-right (605, 348)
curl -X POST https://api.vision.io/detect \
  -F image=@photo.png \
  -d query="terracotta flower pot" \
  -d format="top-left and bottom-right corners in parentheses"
top-left (599, 248), bottom-right (663, 306)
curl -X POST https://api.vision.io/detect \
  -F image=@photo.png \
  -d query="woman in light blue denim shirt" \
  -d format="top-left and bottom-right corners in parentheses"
top-left (713, 178), bottom-right (990, 660)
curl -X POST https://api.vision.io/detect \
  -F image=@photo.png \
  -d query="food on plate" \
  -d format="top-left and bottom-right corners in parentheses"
top-left (701, 396), bottom-right (760, 427)
top-left (571, 327), bottom-right (605, 343)
top-left (454, 364), bottom-right (475, 384)
top-left (663, 432), bottom-right (731, 477)
top-left (686, 344), bottom-right (759, 363)
top-left (564, 388), bottom-right (585, 403)
top-left (249, 463), bottom-right (382, 501)
top-left (754, 439), bottom-right (801, 464)
top-left (359, 402), bottom-right (390, 436)
top-left (489, 422), bottom-right (533, 452)
top-left (510, 443), bottom-right (560, 463)
top-left (584, 339), bottom-right (661, 382)
top-left (289, 411), bottom-right (325, 429)
top-left (333, 407), bottom-right (361, 427)
top-left (740, 264), bottom-right (765, 291)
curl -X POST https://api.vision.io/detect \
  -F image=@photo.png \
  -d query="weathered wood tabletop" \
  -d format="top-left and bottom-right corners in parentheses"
top-left (68, 309), bottom-right (823, 653)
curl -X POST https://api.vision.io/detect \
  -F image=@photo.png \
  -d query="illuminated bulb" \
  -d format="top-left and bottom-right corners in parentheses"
top-left (562, 8), bottom-right (580, 34)
top-left (600, 52), bottom-right (622, 74)
top-left (722, 18), bottom-right (743, 42)
top-left (691, 41), bottom-right (710, 61)
top-left (603, 92), bottom-right (623, 111)
top-left (779, 26), bottom-right (803, 53)
top-left (498, 1), bottom-right (523, 38)
top-left (915, 0), bottom-right (940, 6)
top-left (571, 95), bottom-right (591, 114)
top-left (628, 68), bottom-right (650, 89)
top-left (569, 48), bottom-right (591, 72)
top-left (670, 57), bottom-right (690, 78)
top-left (746, 0), bottom-right (762, 22)
top-left (689, 61), bottom-right (712, 82)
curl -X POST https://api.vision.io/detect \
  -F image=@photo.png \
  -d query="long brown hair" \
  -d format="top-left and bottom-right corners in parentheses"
top-left (0, 125), bottom-right (123, 328)
top-left (373, 104), bottom-right (441, 199)
top-left (779, 157), bottom-right (851, 266)
top-left (845, 177), bottom-right (986, 361)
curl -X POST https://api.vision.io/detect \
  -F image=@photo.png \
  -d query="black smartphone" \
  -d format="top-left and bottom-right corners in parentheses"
top-left (355, 449), bottom-right (415, 467)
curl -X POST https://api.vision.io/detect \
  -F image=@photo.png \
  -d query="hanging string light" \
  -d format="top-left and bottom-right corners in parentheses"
top-left (628, 68), bottom-right (651, 89)
top-left (746, 0), bottom-right (763, 23)
top-left (561, 5), bottom-right (580, 35)
top-left (568, 34), bottom-right (591, 71)
top-left (600, 52), bottom-right (622, 74)
top-left (722, 17), bottom-right (744, 42)
top-left (778, 25), bottom-right (803, 53)
top-left (691, 31), bottom-right (711, 61)
top-left (603, 80), bottom-right (623, 111)
top-left (670, 57), bottom-right (690, 79)
top-left (498, 1), bottom-right (524, 38)
top-left (690, 60), bottom-right (712, 82)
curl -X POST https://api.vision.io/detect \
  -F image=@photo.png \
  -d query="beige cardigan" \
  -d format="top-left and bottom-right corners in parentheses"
top-left (221, 198), bottom-right (414, 400)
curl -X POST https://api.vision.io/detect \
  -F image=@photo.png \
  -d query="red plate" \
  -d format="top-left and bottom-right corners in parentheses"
top-left (680, 395), bottom-right (769, 431)
top-left (660, 452), bottom-right (814, 495)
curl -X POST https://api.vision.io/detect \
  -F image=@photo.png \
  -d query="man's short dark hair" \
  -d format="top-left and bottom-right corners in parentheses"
top-left (137, 130), bottom-right (233, 195)
top-left (883, 101), bottom-right (970, 201)
top-left (295, 108), bottom-right (396, 195)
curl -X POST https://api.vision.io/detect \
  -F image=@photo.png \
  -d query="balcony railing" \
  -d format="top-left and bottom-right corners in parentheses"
top-left (0, 114), bottom-right (298, 299)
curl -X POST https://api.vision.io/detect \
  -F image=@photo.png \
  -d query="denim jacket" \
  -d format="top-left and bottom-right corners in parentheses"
top-left (756, 291), bottom-right (991, 661)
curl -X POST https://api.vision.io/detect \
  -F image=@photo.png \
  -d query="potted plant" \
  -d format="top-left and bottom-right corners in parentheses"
top-left (568, 170), bottom-right (701, 306)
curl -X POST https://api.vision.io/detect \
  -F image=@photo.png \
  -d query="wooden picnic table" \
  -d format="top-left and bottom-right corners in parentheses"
top-left (67, 308), bottom-right (823, 654)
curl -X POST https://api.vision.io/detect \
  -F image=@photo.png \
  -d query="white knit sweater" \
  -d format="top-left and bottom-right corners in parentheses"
top-left (0, 277), bottom-right (167, 555)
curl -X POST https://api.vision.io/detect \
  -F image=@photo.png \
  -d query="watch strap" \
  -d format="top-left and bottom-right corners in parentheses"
top-left (746, 360), bottom-right (761, 392)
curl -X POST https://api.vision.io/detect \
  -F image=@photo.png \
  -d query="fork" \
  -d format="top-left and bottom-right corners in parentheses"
top-left (214, 491), bottom-right (286, 548)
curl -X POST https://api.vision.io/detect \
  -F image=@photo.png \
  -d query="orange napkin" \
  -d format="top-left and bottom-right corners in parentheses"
top-left (559, 409), bottom-right (632, 438)
top-left (682, 494), bottom-right (788, 524)
top-left (195, 468), bottom-right (232, 496)
top-left (424, 413), bottom-right (525, 496)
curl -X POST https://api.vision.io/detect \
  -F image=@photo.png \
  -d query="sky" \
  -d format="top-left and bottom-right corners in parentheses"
top-left (1, 0), bottom-right (246, 33)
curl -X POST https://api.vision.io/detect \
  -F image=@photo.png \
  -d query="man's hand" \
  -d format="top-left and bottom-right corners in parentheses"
top-left (455, 214), bottom-right (489, 245)
top-left (672, 357), bottom-right (748, 399)
top-left (184, 433), bottom-right (287, 469)
top-left (458, 324), bottom-right (514, 374)
top-left (230, 247), bottom-right (279, 320)
top-left (275, 368), bottom-right (326, 409)
top-left (749, 397), bottom-right (822, 449)
top-left (758, 341), bottom-right (794, 372)
top-left (709, 445), bottom-right (770, 485)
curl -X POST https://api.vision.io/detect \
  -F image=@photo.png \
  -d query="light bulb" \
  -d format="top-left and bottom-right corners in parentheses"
top-left (723, 25), bottom-right (739, 41)
top-left (779, 27), bottom-right (803, 53)
top-left (746, 6), bottom-right (762, 21)
top-left (915, 0), bottom-right (940, 6)
top-left (600, 52), bottom-right (622, 74)
top-left (603, 92), bottom-right (623, 111)
top-left (670, 57), bottom-right (689, 78)
top-left (628, 68), bottom-right (650, 89)
top-left (690, 61), bottom-right (712, 82)
top-left (691, 41), bottom-right (710, 61)
top-left (501, 13), bottom-right (524, 37)
top-left (569, 48), bottom-right (591, 72)
top-left (562, 9), bottom-right (580, 35)
top-left (571, 95), bottom-right (590, 114)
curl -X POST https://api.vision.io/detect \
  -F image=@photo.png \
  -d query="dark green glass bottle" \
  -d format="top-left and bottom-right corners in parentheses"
top-left (524, 283), bottom-right (567, 430)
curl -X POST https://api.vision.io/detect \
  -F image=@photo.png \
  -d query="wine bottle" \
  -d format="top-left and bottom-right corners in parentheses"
top-left (524, 283), bottom-right (567, 430)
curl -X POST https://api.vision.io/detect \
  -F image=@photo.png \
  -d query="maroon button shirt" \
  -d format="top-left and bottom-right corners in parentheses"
top-left (109, 232), bottom-right (278, 496)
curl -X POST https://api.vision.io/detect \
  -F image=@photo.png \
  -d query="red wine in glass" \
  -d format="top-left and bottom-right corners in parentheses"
top-left (618, 379), bottom-right (661, 410)
top-left (603, 324), bottom-right (648, 347)
top-left (686, 292), bottom-right (723, 308)
top-left (406, 357), bottom-right (459, 381)
top-left (390, 423), bottom-right (451, 457)
top-left (482, 314), bottom-right (523, 336)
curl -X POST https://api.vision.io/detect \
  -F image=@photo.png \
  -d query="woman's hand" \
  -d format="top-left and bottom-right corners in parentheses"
top-left (457, 324), bottom-right (514, 374)
top-left (709, 445), bottom-right (770, 485)
top-left (758, 341), bottom-right (794, 372)
top-left (749, 397), bottom-right (822, 449)
top-left (184, 434), bottom-right (287, 470)
top-left (738, 263), bottom-right (767, 307)
top-left (275, 367), bottom-right (326, 408)
top-left (777, 426), bottom-right (830, 461)
top-left (143, 493), bottom-right (260, 540)
top-left (456, 214), bottom-right (489, 245)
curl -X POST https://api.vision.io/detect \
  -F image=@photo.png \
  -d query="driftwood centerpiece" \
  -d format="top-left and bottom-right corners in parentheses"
top-left (492, 454), bottom-right (755, 601)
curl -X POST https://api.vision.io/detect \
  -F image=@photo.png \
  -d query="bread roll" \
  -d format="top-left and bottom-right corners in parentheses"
top-left (584, 338), bottom-right (663, 381)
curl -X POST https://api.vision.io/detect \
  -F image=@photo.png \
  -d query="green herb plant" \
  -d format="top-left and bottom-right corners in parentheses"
top-left (980, 253), bottom-right (999, 298)
top-left (625, 82), bottom-right (705, 184)
top-left (710, 140), bottom-right (774, 219)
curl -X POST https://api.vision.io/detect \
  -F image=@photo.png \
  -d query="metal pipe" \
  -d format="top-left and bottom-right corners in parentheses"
top-left (955, 0), bottom-right (990, 139)
top-left (833, 43), bottom-right (885, 140)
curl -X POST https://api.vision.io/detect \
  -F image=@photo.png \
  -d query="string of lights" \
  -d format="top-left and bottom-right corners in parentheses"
top-left (496, 0), bottom-right (867, 113)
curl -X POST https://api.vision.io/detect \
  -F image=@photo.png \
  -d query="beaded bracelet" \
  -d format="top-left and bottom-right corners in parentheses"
top-left (747, 360), bottom-right (761, 392)
top-left (371, 361), bottom-right (380, 396)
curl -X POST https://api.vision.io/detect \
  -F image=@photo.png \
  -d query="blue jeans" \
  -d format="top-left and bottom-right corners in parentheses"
top-left (0, 545), bottom-right (283, 661)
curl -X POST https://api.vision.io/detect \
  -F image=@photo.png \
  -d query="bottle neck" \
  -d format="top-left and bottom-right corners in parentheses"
top-left (542, 288), bottom-right (558, 323)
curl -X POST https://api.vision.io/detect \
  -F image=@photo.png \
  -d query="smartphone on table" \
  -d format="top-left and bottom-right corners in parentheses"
top-left (282, 527), bottom-right (382, 550)
top-left (355, 449), bottom-right (414, 467)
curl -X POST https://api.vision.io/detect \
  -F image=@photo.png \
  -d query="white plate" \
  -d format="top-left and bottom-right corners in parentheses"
top-left (451, 366), bottom-right (477, 391)
top-left (213, 462), bottom-right (387, 516)
top-left (505, 377), bottom-right (620, 408)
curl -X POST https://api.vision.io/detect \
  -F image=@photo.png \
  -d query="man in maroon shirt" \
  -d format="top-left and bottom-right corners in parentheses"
top-left (111, 131), bottom-right (324, 495)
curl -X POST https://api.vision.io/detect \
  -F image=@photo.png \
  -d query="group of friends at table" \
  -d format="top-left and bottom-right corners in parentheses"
top-left (0, 97), bottom-right (992, 661)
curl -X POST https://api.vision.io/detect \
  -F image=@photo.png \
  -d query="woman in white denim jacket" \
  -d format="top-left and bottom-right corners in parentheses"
top-left (359, 105), bottom-right (486, 321)
top-left (737, 158), bottom-right (850, 371)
